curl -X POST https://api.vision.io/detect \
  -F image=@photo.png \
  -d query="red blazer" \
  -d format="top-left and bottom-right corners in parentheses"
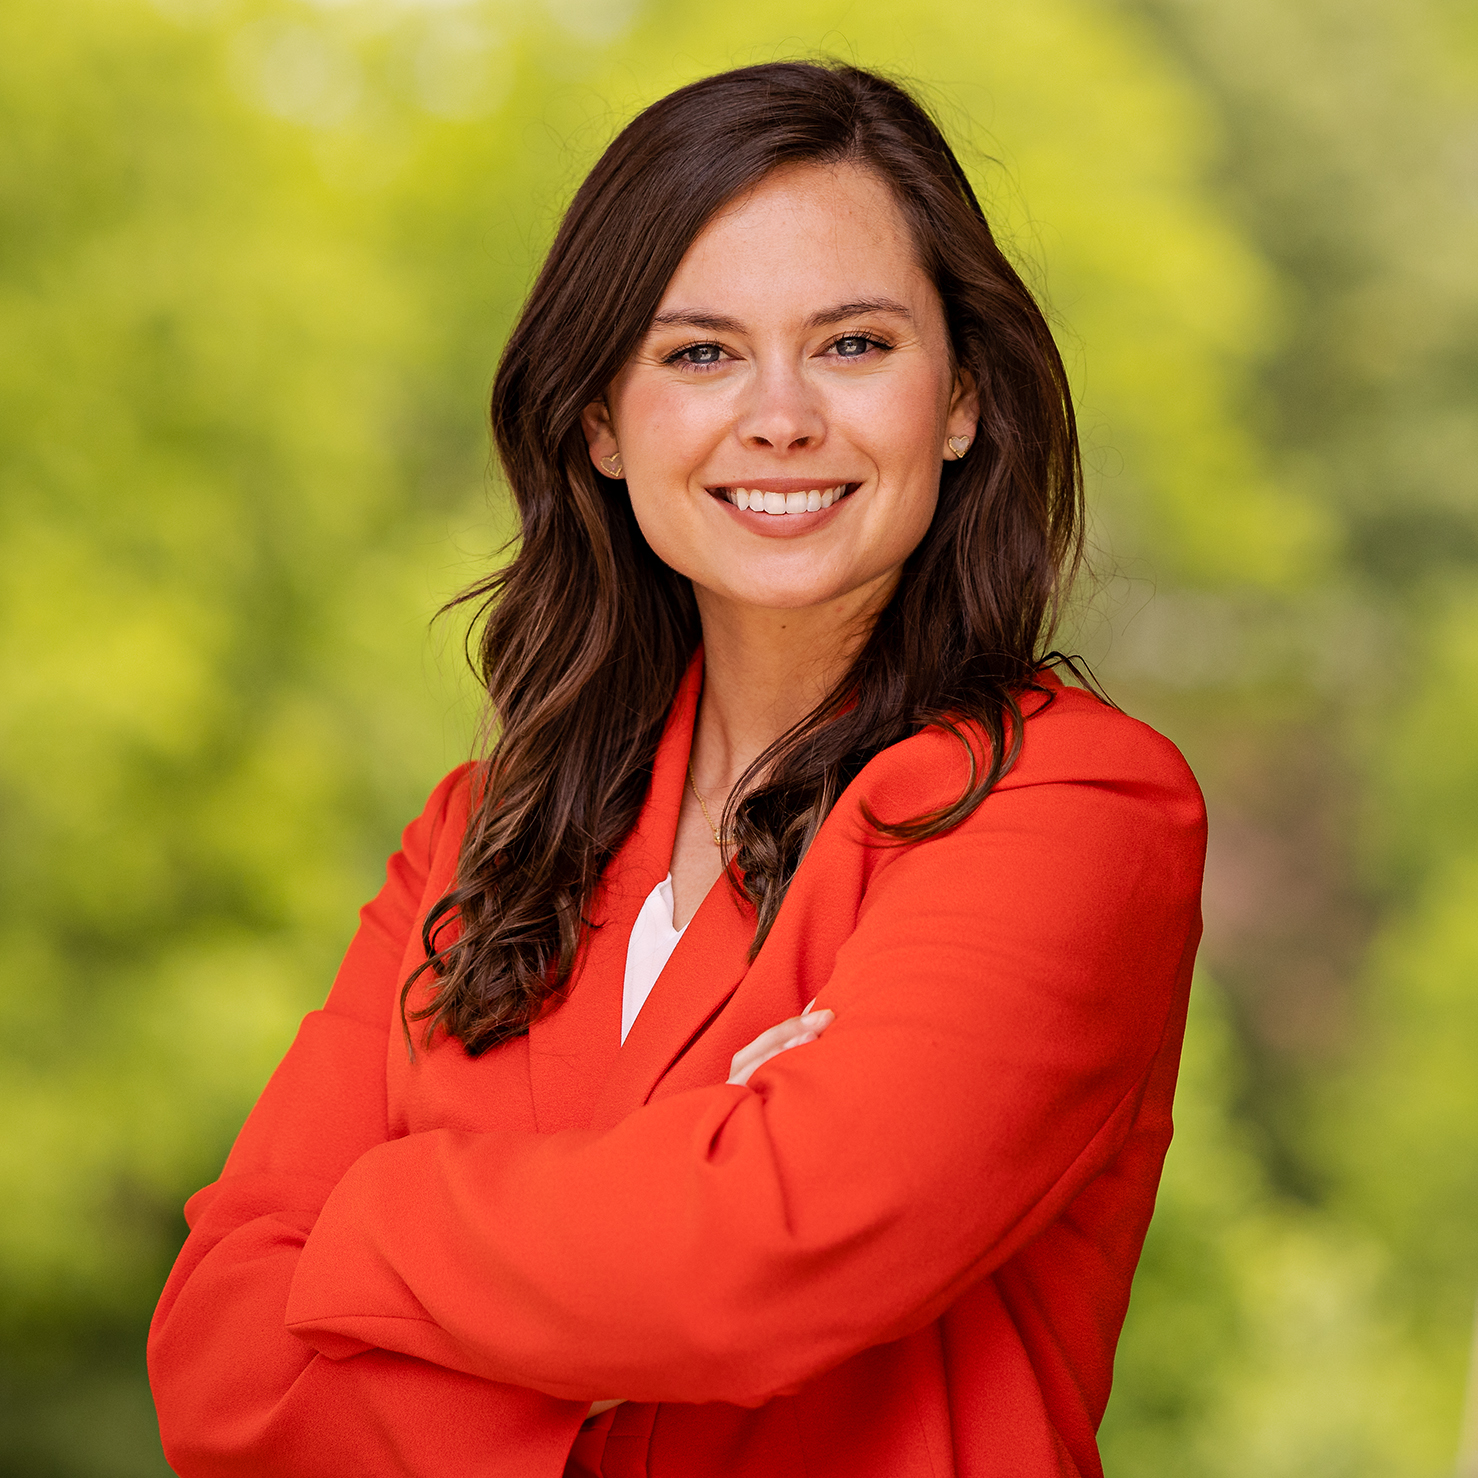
top-left (149, 660), bottom-right (1206, 1478)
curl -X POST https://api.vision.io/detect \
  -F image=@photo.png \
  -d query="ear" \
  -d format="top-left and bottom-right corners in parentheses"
top-left (946, 367), bottom-right (981, 443)
top-left (580, 398), bottom-right (619, 473)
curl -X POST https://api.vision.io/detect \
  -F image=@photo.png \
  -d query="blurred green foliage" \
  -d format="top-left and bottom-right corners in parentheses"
top-left (0, 0), bottom-right (1474, 1473)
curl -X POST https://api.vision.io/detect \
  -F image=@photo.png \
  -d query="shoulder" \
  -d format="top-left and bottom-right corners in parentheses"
top-left (422, 761), bottom-right (479, 838)
top-left (851, 675), bottom-right (1205, 843)
top-left (1006, 680), bottom-right (1203, 806)
top-left (394, 762), bottom-right (480, 897)
top-left (322, 762), bottom-right (480, 1030)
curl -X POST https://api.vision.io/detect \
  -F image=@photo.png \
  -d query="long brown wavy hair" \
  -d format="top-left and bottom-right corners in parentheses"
top-left (404, 61), bottom-right (1084, 1056)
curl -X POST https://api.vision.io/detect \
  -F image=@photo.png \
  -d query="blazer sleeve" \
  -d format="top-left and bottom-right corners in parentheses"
top-left (146, 766), bottom-right (589, 1478)
top-left (281, 730), bottom-right (1207, 1409)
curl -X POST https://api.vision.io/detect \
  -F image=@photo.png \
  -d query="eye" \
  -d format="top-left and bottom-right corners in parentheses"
top-left (830, 334), bottom-right (888, 359)
top-left (667, 342), bottom-right (728, 368)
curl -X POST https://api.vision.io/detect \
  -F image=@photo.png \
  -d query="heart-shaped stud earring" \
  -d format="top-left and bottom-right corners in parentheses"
top-left (600, 452), bottom-right (624, 477)
top-left (947, 435), bottom-right (971, 460)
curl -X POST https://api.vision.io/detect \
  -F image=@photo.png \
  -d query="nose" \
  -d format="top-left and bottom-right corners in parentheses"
top-left (734, 356), bottom-right (825, 453)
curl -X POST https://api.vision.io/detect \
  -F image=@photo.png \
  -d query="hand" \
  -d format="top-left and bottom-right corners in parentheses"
top-left (727, 1006), bottom-right (835, 1087)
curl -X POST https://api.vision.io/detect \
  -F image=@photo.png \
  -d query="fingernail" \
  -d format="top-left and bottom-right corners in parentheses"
top-left (800, 1010), bottom-right (833, 1027)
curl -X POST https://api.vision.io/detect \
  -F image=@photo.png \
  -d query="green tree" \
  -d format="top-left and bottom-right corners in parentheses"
top-left (2, 1), bottom-right (1472, 1473)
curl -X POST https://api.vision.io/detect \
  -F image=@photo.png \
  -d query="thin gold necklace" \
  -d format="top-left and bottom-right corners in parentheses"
top-left (686, 758), bottom-right (726, 848)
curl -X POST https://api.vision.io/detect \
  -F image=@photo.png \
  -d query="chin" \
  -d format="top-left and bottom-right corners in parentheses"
top-left (702, 564), bottom-right (884, 614)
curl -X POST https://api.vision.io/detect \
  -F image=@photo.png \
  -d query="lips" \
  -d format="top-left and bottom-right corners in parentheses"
top-left (711, 483), bottom-right (856, 516)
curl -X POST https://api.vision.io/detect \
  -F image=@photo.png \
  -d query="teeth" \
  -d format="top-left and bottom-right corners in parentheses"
top-left (726, 483), bottom-right (849, 514)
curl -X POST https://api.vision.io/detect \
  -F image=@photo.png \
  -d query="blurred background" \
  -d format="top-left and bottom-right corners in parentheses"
top-left (2, 0), bottom-right (1476, 1472)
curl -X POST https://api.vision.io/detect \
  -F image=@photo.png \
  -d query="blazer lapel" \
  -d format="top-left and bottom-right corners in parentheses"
top-left (590, 863), bottom-right (757, 1128)
top-left (590, 649), bottom-right (761, 1124)
top-left (525, 654), bottom-right (703, 1133)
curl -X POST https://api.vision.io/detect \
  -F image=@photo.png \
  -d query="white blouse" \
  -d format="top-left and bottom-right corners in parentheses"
top-left (620, 873), bottom-right (688, 1044)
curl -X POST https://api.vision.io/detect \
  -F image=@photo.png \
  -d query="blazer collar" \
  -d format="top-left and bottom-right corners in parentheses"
top-left (589, 852), bottom-right (756, 1129)
top-left (528, 651), bottom-right (757, 1131)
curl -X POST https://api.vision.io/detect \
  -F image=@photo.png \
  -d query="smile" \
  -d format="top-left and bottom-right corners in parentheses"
top-left (716, 484), bottom-right (853, 515)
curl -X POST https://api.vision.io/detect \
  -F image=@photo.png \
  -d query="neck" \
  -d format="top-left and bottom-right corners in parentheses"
top-left (689, 575), bottom-right (892, 791)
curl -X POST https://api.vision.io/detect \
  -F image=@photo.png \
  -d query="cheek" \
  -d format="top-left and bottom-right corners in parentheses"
top-left (879, 482), bottom-right (940, 573)
top-left (620, 463), bottom-right (711, 583)
top-left (842, 364), bottom-right (951, 456)
top-left (614, 385), bottom-right (720, 566)
top-left (615, 377), bottom-right (724, 464)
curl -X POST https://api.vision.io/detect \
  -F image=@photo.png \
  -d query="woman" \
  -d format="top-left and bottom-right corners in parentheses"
top-left (149, 61), bottom-right (1205, 1478)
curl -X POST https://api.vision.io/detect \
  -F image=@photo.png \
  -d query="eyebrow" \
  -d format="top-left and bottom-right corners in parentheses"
top-left (648, 297), bottom-right (914, 334)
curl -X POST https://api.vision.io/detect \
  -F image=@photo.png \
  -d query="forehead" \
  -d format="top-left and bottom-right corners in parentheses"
top-left (657, 162), bottom-right (934, 318)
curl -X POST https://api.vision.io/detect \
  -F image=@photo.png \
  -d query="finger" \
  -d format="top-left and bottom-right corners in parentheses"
top-left (777, 1031), bottom-right (819, 1053)
top-left (728, 1012), bottom-right (833, 1086)
top-left (728, 1025), bottom-right (791, 1080)
top-left (736, 1016), bottom-right (812, 1064)
top-left (728, 1030), bottom-right (820, 1087)
top-left (728, 1010), bottom-right (833, 1078)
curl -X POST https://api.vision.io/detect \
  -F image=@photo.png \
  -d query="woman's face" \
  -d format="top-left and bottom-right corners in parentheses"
top-left (583, 162), bottom-right (978, 618)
